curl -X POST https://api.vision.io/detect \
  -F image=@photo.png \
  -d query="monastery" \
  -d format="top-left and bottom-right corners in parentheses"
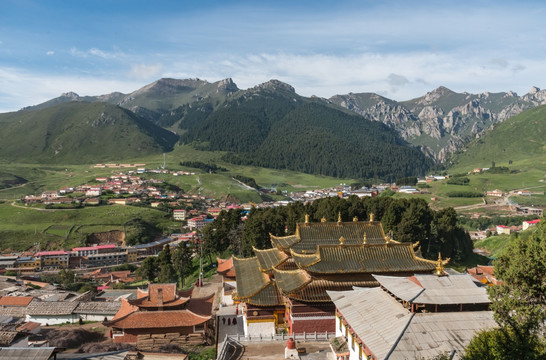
top-left (232, 214), bottom-right (448, 336)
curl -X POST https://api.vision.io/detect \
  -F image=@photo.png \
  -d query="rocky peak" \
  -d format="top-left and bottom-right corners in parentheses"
top-left (528, 86), bottom-right (540, 95)
top-left (253, 79), bottom-right (295, 93)
top-left (419, 86), bottom-right (455, 105)
top-left (217, 78), bottom-right (239, 93)
top-left (61, 92), bottom-right (80, 100)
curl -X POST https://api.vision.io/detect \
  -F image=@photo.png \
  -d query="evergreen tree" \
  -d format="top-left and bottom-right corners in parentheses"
top-left (138, 256), bottom-right (158, 283)
top-left (173, 242), bottom-right (193, 287)
top-left (157, 245), bottom-right (177, 283)
top-left (464, 219), bottom-right (546, 359)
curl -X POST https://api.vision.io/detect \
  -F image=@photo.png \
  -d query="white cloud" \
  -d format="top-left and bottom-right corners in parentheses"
top-left (0, 66), bottom-right (145, 113)
top-left (46, 50), bottom-right (54, 56)
top-left (70, 47), bottom-right (124, 60)
top-left (127, 63), bottom-right (163, 80)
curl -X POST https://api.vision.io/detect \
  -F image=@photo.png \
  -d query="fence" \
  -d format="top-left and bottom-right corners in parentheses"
top-left (228, 331), bottom-right (334, 342)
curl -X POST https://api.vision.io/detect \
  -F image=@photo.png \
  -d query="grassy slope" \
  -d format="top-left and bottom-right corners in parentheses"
top-left (0, 201), bottom-right (177, 251)
top-left (449, 104), bottom-right (546, 172)
top-left (0, 102), bottom-right (177, 164)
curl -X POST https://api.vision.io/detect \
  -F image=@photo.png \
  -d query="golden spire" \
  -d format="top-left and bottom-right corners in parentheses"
top-left (339, 236), bottom-right (345, 245)
top-left (369, 213), bottom-right (375, 222)
top-left (321, 217), bottom-right (326, 222)
top-left (385, 234), bottom-right (390, 244)
top-left (337, 212), bottom-right (342, 224)
top-left (353, 216), bottom-right (358, 222)
top-left (363, 233), bottom-right (367, 245)
top-left (434, 253), bottom-right (446, 276)
top-left (305, 214), bottom-right (310, 223)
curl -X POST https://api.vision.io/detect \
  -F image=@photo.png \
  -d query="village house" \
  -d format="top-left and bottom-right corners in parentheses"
top-left (522, 219), bottom-right (541, 230)
top-left (173, 209), bottom-right (187, 221)
top-left (486, 189), bottom-right (504, 197)
top-left (104, 283), bottom-right (214, 351)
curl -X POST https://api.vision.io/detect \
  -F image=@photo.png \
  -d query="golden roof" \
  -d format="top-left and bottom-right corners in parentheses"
top-left (292, 243), bottom-right (436, 274)
top-left (271, 220), bottom-right (387, 253)
top-left (232, 256), bottom-right (270, 298)
top-left (288, 278), bottom-right (379, 302)
top-left (273, 268), bottom-right (311, 294)
top-left (254, 246), bottom-right (288, 272)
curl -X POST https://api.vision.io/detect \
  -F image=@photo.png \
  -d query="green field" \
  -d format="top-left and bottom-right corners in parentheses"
top-left (0, 202), bottom-right (177, 251)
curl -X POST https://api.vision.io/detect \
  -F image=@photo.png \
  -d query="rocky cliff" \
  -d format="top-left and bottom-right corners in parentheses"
top-left (330, 86), bottom-right (546, 161)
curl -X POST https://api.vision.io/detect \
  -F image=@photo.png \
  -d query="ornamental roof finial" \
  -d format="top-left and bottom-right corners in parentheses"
top-left (369, 213), bottom-right (375, 222)
top-left (305, 214), bottom-right (310, 223)
top-left (353, 216), bottom-right (358, 222)
top-left (435, 253), bottom-right (446, 276)
top-left (338, 212), bottom-right (342, 224)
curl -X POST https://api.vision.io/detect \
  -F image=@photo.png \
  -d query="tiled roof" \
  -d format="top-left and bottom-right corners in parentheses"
top-left (74, 301), bottom-right (122, 315)
top-left (106, 309), bottom-right (210, 329)
top-left (26, 301), bottom-right (78, 315)
top-left (232, 257), bottom-right (270, 298)
top-left (131, 283), bottom-right (189, 309)
top-left (185, 294), bottom-right (215, 316)
top-left (217, 257), bottom-right (233, 273)
top-left (274, 221), bottom-right (387, 253)
top-left (289, 278), bottom-right (378, 302)
top-left (111, 299), bottom-right (139, 321)
top-left (254, 247), bottom-right (288, 272)
top-left (0, 347), bottom-right (56, 360)
top-left (272, 268), bottom-right (311, 294)
top-left (237, 282), bottom-right (284, 306)
top-left (0, 296), bottom-right (33, 307)
top-left (293, 243), bottom-right (436, 274)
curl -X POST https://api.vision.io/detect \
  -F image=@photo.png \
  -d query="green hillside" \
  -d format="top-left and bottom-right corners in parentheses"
top-left (0, 102), bottom-right (178, 164)
top-left (181, 83), bottom-right (433, 181)
top-left (449, 104), bottom-right (546, 171)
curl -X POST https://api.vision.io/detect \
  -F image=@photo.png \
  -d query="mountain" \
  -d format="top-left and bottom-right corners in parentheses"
top-left (0, 102), bottom-right (178, 163)
top-left (329, 86), bottom-right (546, 161)
top-left (180, 80), bottom-right (433, 180)
top-left (449, 104), bottom-right (546, 170)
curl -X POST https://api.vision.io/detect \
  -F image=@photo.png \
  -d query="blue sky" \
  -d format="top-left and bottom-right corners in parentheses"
top-left (1, 0), bottom-right (545, 112)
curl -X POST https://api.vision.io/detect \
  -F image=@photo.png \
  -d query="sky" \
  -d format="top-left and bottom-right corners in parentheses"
top-left (1, 0), bottom-right (545, 112)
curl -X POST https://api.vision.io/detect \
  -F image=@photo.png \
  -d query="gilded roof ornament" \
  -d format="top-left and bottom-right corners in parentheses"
top-left (363, 233), bottom-right (367, 245)
top-left (305, 214), bottom-right (310, 224)
top-left (434, 253), bottom-right (446, 276)
top-left (353, 216), bottom-right (358, 222)
top-left (339, 236), bottom-right (345, 245)
top-left (369, 213), bottom-right (375, 222)
top-left (385, 235), bottom-right (390, 244)
top-left (337, 212), bottom-right (342, 224)
top-left (412, 241), bottom-right (420, 249)
top-left (321, 217), bottom-right (326, 222)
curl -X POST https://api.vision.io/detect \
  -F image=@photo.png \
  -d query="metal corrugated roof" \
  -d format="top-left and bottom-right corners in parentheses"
top-left (0, 347), bottom-right (56, 360)
top-left (328, 288), bottom-right (413, 359)
top-left (373, 274), bottom-right (491, 305)
top-left (389, 312), bottom-right (496, 360)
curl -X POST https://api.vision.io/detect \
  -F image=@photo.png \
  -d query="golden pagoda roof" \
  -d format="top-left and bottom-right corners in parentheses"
top-left (254, 247), bottom-right (288, 272)
top-left (271, 221), bottom-right (387, 253)
top-left (272, 268), bottom-right (311, 294)
top-left (232, 256), bottom-right (270, 299)
top-left (292, 243), bottom-right (436, 274)
top-left (288, 278), bottom-right (379, 302)
top-left (234, 282), bottom-right (284, 306)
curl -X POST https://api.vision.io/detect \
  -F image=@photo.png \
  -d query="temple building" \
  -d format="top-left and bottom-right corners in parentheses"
top-left (233, 214), bottom-right (448, 336)
top-left (328, 273), bottom-right (494, 360)
top-left (104, 283), bottom-right (215, 350)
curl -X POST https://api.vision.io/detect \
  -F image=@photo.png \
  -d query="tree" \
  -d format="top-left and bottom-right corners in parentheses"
top-left (157, 245), bottom-right (177, 283)
top-left (173, 242), bottom-right (193, 287)
top-left (138, 256), bottom-right (158, 283)
top-left (464, 219), bottom-right (546, 359)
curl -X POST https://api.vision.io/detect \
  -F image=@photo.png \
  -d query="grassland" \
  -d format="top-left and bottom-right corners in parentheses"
top-left (0, 201), bottom-right (177, 251)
